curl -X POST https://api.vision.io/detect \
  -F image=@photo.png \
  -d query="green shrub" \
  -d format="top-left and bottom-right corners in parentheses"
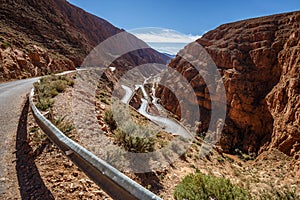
top-left (50, 89), bottom-right (59, 97)
top-left (57, 75), bottom-right (74, 87)
top-left (104, 109), bottom-right (117, 131)
top-left (36, 98), bottom-right (54, 111)
top-left (97, 94), bottom-right (110, 104)
top-left (100, 98), bottom-right (110, 104)
top-left (34, 75), bottom-right (74, 111)
top-left (69, 79), bottom-right (75, 86)
top-left (30, 128), bottom-right (48, 144)
top-left (51, 80), bottom-right (65, 92)
top-left (115, 128), bottom-right (155, 153)
top-left (30, 110), bottom-right (75, 148)
top-left (53, 116), bottom-right (75, 137)
top-left (235, 149), bottom-right (256, 161)
top-left (174, 172), bottom-right (251, 200)
top-left (259, 188), bottom-right (299, 200)
top-left (96, 90), bottom-right (110, 105)
top-left (113, 121), bottom-right (155, 153)
top-left (47, 110), bottom-right (75, 138)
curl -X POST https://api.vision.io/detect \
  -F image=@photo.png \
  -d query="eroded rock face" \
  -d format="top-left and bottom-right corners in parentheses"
top-left (265, 30), bottom-right (300, 156)
top-left (0, 0), bottom-right (168, 82)
top-left (0, 45), bottom-right (74, 80)
top-left (157, 11), bottom-right (300, 155)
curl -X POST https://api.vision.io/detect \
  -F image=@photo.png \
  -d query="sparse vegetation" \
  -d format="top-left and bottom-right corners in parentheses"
top-left (30, 109), bottom-right (75, 144)
top-left (47, 110), bottom-right (75, 138)
top-left (235, 148), bottom-right (256, 161)
top-left (30, 126), bottom-right (48, 145)
top-left (35, 97), bottom-right (54, 111)
top-left (31, 74), bottom-right (76, 151)
top-left (34, 75), bottom-right (74, 111)
top-left (97, 90), bottom-right (110, 104)
top-left (103, 108), bottom-right (155, 153)
top-left (259, 188), bottom-right (299, 200)
top-left (104, 109), bottom-right (117, 131)
top-left (174, 172), bottom-right (251, 200)
top-left (95, 71), bottom-right (300, 200)
top-left (115, 126), bottom-right (155, 153)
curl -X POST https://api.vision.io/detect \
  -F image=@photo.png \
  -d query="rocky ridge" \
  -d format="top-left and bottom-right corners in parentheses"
top-left (156, 11), bottom-right (300, 156)
top-left (0, 0), bottom-right (168, 82)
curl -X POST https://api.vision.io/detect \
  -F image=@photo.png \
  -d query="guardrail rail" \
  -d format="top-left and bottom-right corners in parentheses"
top-left (29, 88), bottom-right (162, 200)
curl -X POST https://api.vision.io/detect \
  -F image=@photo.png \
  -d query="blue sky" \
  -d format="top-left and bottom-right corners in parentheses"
top-left (68, 0), bottom-right (300, 36)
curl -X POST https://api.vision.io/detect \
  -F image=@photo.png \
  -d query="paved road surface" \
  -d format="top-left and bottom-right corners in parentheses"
top-left (121, 84), bottom-right (192, 139)
top-left (0, 77), bottom-right (40, 198)
top-left (0, 70), bottom-right (74, 198)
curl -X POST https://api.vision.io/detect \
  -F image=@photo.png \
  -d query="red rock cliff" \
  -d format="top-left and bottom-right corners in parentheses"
top-left (157, 11), bottom-right (300, 155)
top-left (0, 0), bottom-right (168, 81)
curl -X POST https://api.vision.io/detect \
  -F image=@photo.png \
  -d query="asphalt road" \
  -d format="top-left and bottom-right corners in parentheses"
top-left (0, 77), bottom-right (40, 197)
top-left (120, 85), bottom-right (134, 104)
top-left (0, 70), bottom-right (75, 198)
top-left (121, 84), bottom-right (192, 139)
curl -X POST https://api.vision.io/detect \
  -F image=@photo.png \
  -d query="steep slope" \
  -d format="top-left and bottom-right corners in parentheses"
top-left (157, 11), bottom-right (300, 155)
top-left (0, 0), bottom-right (168, 81)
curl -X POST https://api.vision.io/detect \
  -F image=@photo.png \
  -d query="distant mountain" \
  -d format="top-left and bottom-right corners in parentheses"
top-left (0, 0), bottom-right (168, 81)
top-left (162, 52), bottom-right (176, 59)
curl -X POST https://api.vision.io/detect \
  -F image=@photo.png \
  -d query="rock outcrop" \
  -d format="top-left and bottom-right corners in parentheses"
top-left (265, 29), bottom-right (300, 156)
top-left (0, 45), bottom-right (74, 80)
top-left (157, 11), bottom-right (300, 155)
top-left (0, 0), bottom-right (168, 82)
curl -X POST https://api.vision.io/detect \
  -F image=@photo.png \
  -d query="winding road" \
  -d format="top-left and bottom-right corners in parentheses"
top-left (121, 84), bottom-right (192, 139)
top-left (120, 85), bottom-right (134, 104)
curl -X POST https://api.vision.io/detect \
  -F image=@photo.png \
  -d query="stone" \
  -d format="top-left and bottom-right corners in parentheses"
top-left (0, 0), bottom-right (168, 82)
top-left (156, 11), bottom-right (300, 156)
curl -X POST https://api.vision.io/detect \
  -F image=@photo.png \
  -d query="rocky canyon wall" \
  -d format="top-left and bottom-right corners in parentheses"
top-left (157, 11), bottom-right (300, 155)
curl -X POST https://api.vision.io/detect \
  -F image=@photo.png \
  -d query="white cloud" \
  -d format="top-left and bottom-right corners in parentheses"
top-left (130, 27), bottom-right (201, 43)
top-left (129, 27), bottom-right (201, 55)
top-left (147, 42), bottom-right (186, 55)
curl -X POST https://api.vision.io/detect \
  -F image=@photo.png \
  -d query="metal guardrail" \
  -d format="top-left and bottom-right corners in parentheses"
top-left (29, 88), bottom-right (162, 200)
